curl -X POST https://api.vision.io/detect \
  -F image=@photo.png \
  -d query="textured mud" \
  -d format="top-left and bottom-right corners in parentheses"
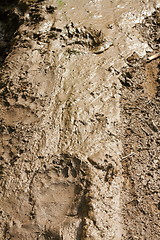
top-left (0, 1), bottom-right (160, 240)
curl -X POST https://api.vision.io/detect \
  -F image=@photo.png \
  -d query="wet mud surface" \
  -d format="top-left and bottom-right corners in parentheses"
top-left (0, 0), bottom-right (160, 240)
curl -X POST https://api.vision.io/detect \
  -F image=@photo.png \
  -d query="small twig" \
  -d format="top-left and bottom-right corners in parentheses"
top-left (121, 152), bottom-right (136, 159)
top-left (146, 52), bottom-right (160, 62)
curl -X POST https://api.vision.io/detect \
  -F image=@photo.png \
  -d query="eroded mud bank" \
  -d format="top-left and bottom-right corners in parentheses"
top-left (0, 1), bottom-right (159, 240)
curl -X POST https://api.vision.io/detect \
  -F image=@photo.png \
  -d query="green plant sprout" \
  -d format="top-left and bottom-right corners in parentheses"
top-left (56, 0), bottom-right (65, 8)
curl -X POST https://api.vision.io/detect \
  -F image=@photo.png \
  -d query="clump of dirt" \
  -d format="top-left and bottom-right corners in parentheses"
top-left (137, 8), bottom-right (160, 50)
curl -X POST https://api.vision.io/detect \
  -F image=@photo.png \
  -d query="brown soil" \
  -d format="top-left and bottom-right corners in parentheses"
top-left (0, 1), bottom-right (159, 240)
top-left (121, 53), bottom-right (160, 239)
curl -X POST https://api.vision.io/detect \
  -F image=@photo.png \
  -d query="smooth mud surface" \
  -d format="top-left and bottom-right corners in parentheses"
top-left (0, 0), bottom-right (159, 239)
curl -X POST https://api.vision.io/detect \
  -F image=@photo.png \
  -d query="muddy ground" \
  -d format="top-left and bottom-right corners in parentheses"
top-left (0, 0), bottom-right (159, 240)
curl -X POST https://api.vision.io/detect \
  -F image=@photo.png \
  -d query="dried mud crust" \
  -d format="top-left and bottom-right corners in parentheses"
top-left (120, 9), bottom-right (160, 240)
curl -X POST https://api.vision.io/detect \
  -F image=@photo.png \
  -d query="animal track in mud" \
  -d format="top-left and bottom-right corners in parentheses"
top-left (26, 154), bottom-right (89, 240)
top-left (52, 153), bottom-right (82, 179)
top-left (46, 22), bottom-right (113, 54)
top-left (61, 22), bottom-right (113, 54)
top-left (62, 23), bottom-right (105, 47)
